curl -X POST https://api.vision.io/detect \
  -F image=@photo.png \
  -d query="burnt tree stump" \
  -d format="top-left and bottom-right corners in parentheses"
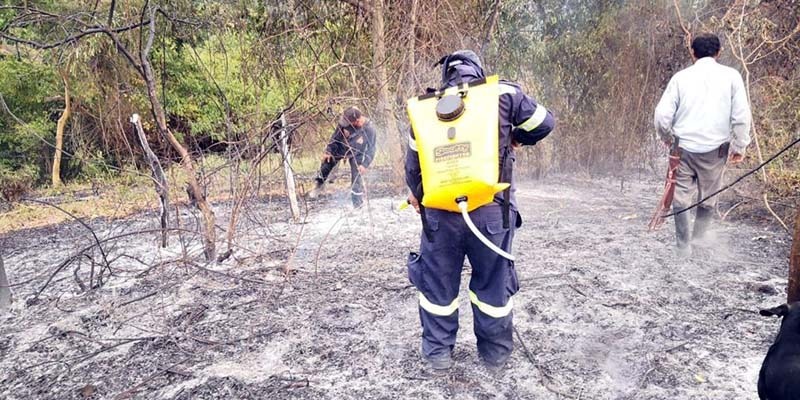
top-left (131, 113), bottom-right (169, 247)
top-left (789, 206), bottom-right (800, 303)
top-left (0, 254), bottom-right (11, 310)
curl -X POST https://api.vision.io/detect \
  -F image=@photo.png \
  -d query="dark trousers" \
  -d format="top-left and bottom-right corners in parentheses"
top-left (315, 156), bottom-right (364, 207)
top-left (407, 204), bottom-right (519, 364)
top-left (672, 146), bottom-right (727, 246)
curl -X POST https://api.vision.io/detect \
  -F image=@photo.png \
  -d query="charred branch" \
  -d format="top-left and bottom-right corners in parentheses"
top-left (22, 198), bottom-right (111, 276)
top-left (131, 113), bottom-right (170, 248)
top-left (0, 20), bottom-right (151, 50)
top-left (107, 0), bottom-right (116, 27)
top-left (789, 207), bottom-right (800, 303)
top-left (138, 4), bottom-right (217, 260)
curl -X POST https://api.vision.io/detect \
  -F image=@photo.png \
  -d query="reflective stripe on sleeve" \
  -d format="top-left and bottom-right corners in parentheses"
top-left (408, 134), bottom-right (418, 152)
top-left (468, 290), bottom-right (513, 318)
top-left (499, 83), bottom-right (517, 96)
top-left (517, 105), bottom-right (548, 131)
top-left (418, 292), bottom-right (458, 316)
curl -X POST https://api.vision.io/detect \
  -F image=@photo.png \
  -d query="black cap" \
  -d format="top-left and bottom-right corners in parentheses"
top-left (338, 106), bottom-right (362, 128)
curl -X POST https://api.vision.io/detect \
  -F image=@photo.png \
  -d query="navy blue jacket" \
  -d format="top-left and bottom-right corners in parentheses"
top-left (326, 120), bottom-right (377, 168)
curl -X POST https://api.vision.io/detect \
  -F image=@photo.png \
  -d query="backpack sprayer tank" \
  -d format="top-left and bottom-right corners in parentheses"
top-left (407, 75), bottom-right (514, 260)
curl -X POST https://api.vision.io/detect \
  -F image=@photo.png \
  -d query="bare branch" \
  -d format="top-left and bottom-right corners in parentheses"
top-left (339, 0), bottom-right (373, 15)
top-left (22, 198), bottom-right (111, 276)
top-left (0, 20), bottom-right (150, 50)
top-left (672, 0), bottom-right (692, 52)
top-left (107, 0), bottom-right (116, 27)
top-left (156, 8), bottom-right (202, 27)
top-left (0, 5), bottom-right (61, 19)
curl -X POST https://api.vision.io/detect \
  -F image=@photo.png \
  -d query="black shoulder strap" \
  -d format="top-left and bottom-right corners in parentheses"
top-left (501, 134), bottom-right (513, 230)
top-left (419, 205), bottom-right (434, 242)
top-left (415, 183), bottom-right (434, 242)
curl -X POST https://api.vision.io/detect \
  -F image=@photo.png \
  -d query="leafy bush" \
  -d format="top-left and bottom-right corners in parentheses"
top-left (0, 59), bottom-right (57, 183)
top-left (0, 164), bottom-right (37, 201)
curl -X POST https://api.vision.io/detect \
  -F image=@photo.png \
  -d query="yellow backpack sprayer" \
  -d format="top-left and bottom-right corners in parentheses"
top-left (406, 75), bottom-right (514, 261)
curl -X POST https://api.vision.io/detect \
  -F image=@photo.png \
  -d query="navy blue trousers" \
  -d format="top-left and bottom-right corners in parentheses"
top-left (407, 204), bottom-right (519, 364)
top-left (314, 156), bottom-right (364, 207)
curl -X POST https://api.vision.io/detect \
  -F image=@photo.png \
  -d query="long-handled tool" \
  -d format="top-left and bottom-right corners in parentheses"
top-left (648, 139), bottom-right (681, 230)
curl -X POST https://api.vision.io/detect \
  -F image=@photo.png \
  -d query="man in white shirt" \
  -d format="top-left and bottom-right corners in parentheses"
top-left (654, 33), bottom-right (752, 256)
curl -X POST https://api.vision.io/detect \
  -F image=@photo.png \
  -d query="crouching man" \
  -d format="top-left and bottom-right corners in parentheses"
top-left (308, 106), bottom-right (377, 209)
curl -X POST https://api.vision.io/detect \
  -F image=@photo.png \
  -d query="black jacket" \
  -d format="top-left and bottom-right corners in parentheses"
top-left (325, 120), bottom-right (377, 167)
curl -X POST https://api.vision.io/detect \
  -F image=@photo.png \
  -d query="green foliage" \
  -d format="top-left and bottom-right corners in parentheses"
top-left (0, 0), bottom-right (796, 213)
top-left (157, 34), bottom-right (284, 140)
top-left (0, 163), bottom-right (37, 201)
top-left (0, 1), bottom-right (380, 189)
top-left (0, 58), bottom-right (57, 181)
top-left (68, 148), bottom-right (117, 182)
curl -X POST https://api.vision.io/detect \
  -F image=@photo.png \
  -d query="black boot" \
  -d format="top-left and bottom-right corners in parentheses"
top-left (307, 178), bottom-right (324, 199)
top-left (425, 352), bottom-right (453, 371)
top-left (351, 194), bottom-right (364, 209)
top-left (674, 206), bottom-right (691, 257)
top-left (692, 207), bottom-right (714, 245)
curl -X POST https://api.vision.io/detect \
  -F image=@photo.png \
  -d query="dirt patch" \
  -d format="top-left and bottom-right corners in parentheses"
top-left (0, 175), bottom-right (790, 399)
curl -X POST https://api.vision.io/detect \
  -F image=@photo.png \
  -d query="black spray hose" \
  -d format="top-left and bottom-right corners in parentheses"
top-left (663, 134), bottom-right (800, 218)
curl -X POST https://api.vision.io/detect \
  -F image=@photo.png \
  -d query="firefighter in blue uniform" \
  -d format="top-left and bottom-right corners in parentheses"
top-left (308, 106), bottom-right (376, 208)
top-left (405, 50), bottom-right (555, 371)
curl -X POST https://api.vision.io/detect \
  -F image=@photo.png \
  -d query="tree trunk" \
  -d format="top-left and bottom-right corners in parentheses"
top-left (480, 0), bottom-right (502, 62)
top-left (131, 113), bottom-right (169, 247)
top-left (279, 113), bottom-right (300, 220)
top-left (52, 63), bottom-right (72, 187)
top-left (0, 253), bottom-right (11, 311)
top-left (406, 0), bottom-right (418, 89)
top-left (141, 6), bottom-right (216, 260)
top-left (788, 206), bottom-right (800, 303)
top-left (372, 0), bottom-right (403, 189)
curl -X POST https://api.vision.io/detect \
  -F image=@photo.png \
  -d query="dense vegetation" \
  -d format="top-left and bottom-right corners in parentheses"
top-left (1, 0), bottom-right (798, 220)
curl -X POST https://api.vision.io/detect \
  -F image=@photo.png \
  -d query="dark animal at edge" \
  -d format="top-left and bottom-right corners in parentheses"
top-left (758, 302), bottom-right (800, 400)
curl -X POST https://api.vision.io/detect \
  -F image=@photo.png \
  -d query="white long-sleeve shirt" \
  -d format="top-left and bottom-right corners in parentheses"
top-left (654, 57), bottom-right (752, 154)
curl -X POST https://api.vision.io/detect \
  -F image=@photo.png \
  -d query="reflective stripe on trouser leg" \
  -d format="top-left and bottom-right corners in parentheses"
top-left (418, 293), bottom-right (458, 316)
top-left (468, 291), bottom-right (513, 318)
top-left (409, 210), bottom-right (466, 359)
top-left (465, 205), bottom-right (518, 364)
top-left (348, 158), bottom-right (364, 206)
top-left (417, 291), bottom-right (459, 360)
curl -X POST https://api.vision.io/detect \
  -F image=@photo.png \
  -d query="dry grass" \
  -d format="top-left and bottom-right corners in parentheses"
top-left (0, 152), bottom-right (342, 235)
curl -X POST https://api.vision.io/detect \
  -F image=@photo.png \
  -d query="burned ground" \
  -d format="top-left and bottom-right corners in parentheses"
top-left (0, 176), bottom-right (791, 399)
